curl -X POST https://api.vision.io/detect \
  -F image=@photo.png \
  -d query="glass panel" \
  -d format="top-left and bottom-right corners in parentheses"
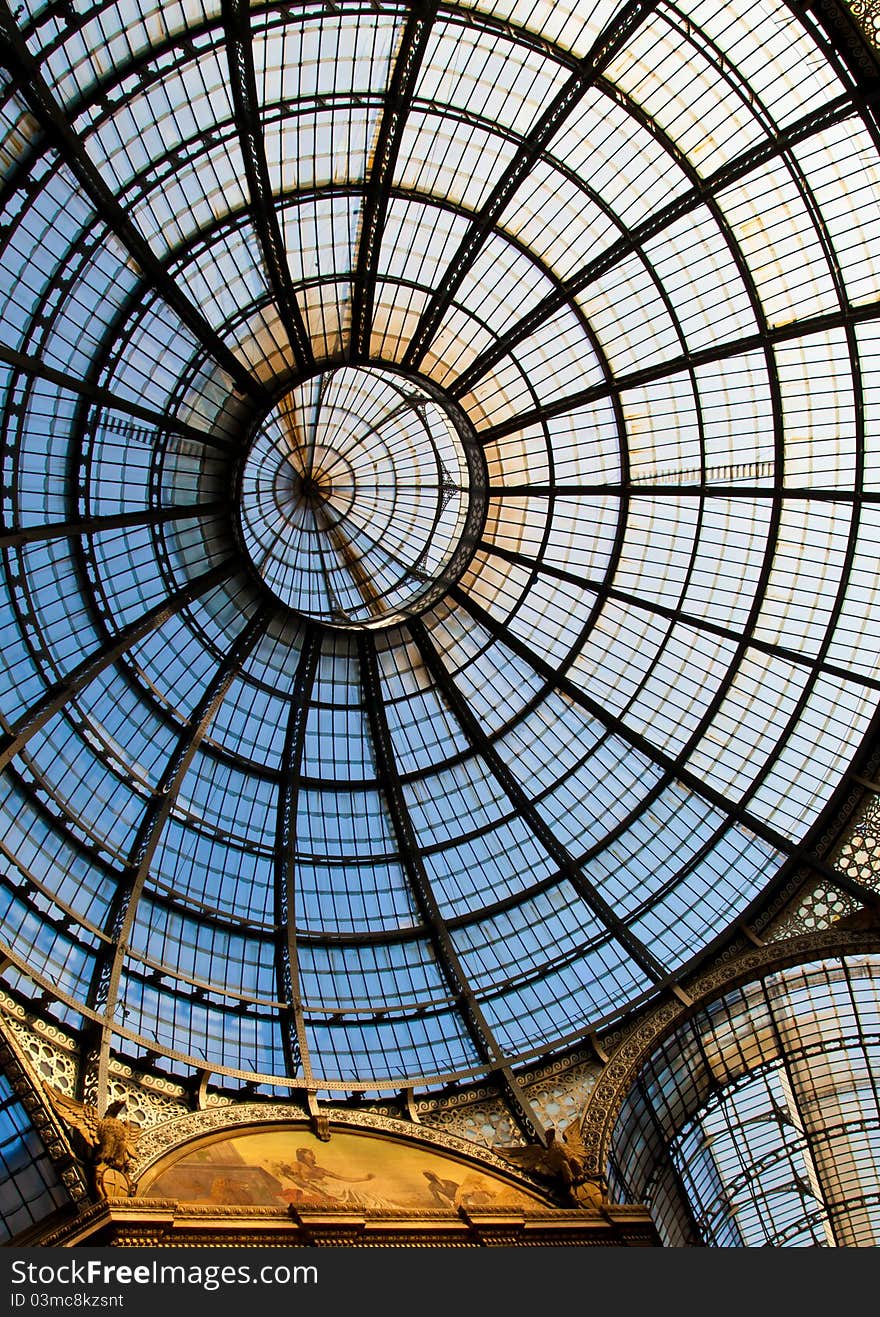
top-left (0, 0), bottom-right (877, 1094)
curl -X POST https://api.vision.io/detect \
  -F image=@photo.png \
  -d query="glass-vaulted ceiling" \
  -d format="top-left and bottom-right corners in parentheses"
top-left (0, 0), bottom-right (879, 1094)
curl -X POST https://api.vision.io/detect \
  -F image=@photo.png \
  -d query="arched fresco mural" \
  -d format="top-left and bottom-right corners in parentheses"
top-left (141, 1125), bottom-right (547, 1211)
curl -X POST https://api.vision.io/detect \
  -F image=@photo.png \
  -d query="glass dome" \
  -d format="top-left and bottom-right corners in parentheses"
top-left (0, 0), bottom-right (879, 1094)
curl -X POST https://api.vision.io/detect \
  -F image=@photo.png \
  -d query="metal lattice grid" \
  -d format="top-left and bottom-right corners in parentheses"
top-left (608, 954), bottom-right (880, 1246)
top-left (0, 0), bottom-right (878, 1098)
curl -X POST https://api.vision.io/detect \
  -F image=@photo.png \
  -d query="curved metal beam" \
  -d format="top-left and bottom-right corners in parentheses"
top-left (0, 557), bottom-right (237, 774)
top-left (358, 631), bottom-right (546, 1140)
top-left (0, 0), bottom-right (266, 405)
top-left (476, 296), bottom-right (880, 449)
top-left (222, 0), bottom-right (314, 374)
top-left (87, 602), bottom-right (273, 1104)
top-left (448, 90), bottom-right (860, 399)
top-left (402, 0), bottom-right (660, 369)
top-left (350, 0), bottom-right (440, 359)
top-left (274, 625), bottom-right (321, 1082)
top-left (0, 345), bottom-right (233, 453)
top-left (578, 927), bottom-right (880, 1210)
top-left (478, 539), bottom-right (880, 696)
top-left (0, 500), bottom-right (229, 550)
top-left (407, 616), bottom-right (670, 986)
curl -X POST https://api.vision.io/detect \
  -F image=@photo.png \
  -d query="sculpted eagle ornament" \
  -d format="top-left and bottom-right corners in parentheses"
top-left (43, 1086), bottom-right (140, 1199)
top-left (497, 1123), bottom-right (607, 1210)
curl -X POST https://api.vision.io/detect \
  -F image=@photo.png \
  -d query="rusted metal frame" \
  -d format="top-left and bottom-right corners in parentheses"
top-left (350, 0), bottom-right (440, 359)
top-left (0, 1), bottom-right (264, 404)
top-left (84, 602), bottom-right (272, 1104)
top-left (0, 558), bottom-right (235, 774)
top-left (222, 0), bottom-right (313, 374)
top-left (313, 505), bottom-right (387, 621)
top-left (407, 616), bottom-right (671, 990)
top-left (357, 631), bottom-right (545, 1140)
top-left (274, 625), bottom-right (321, 1081)
top-left (0, 500), bottom-right (229, 550)
top-left (310, 493), bottom-right (445, 614)
top-left (401, 0), bottom-right (661, 369)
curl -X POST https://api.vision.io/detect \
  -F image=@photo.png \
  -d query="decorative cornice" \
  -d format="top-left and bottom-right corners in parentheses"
top-left (34, 1196), bottom-right (659, 1248)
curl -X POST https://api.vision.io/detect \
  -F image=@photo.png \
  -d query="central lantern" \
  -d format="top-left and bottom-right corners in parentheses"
top-left (236, 366), bottom-right (487, 627)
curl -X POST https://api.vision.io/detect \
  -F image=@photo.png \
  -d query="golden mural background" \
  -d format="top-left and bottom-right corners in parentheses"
top-left (141, 1126), bottom-right (545, 1211)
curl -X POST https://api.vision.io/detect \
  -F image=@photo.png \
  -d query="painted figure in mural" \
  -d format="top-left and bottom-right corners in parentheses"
top-left (272, 1145), bottom-right (392, 1208)
top-left (420, 1168), bottom-right (500, 1210)
top-left (208, 1174), bottom-right (255, 1205)
top-left (422, 1169), bottom-right (459, 1207)
top-left (452, 1174), bottom-right (497, 1209)
top-left (44, 1086), bottom-right (140, 1198)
